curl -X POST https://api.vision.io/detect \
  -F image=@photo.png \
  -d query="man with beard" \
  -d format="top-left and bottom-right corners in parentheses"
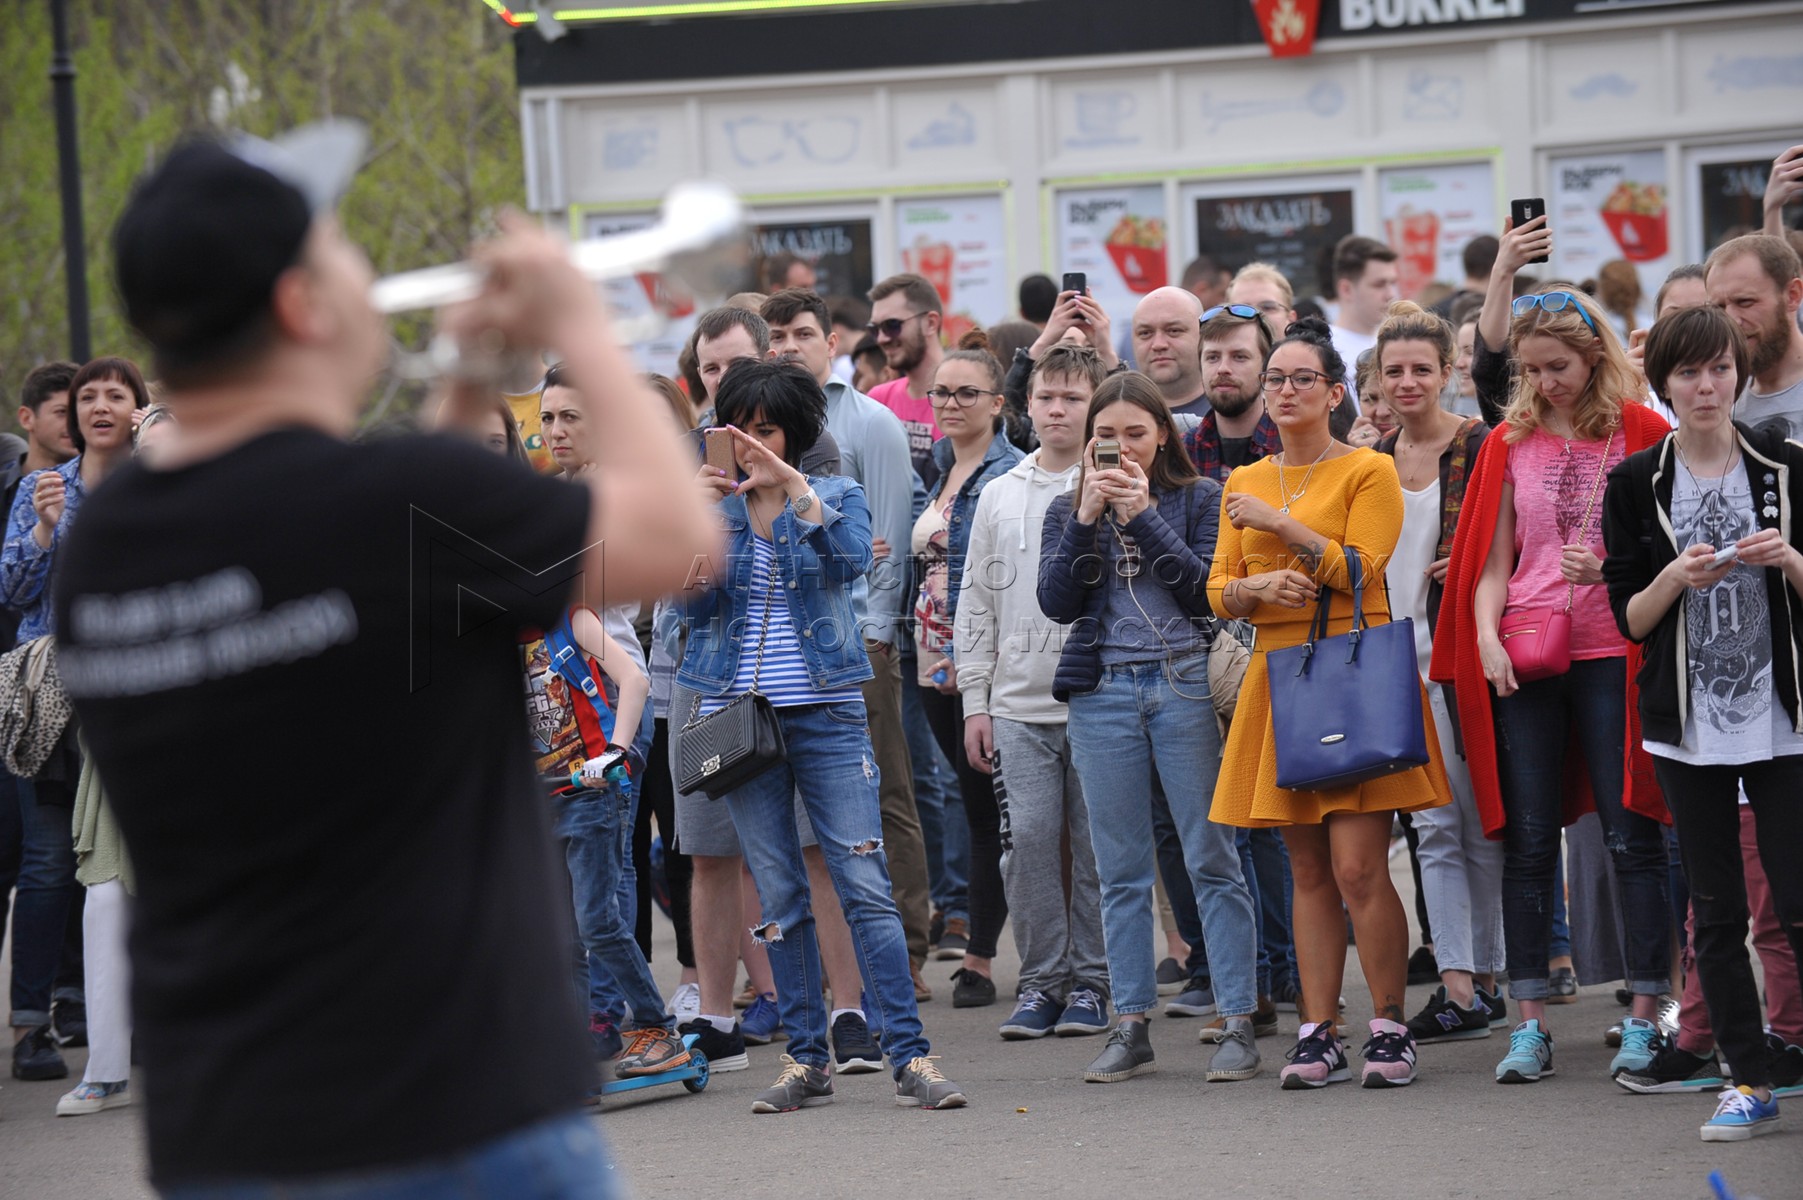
top-left (1182, 305), bottom-right (1282, 483)
top-left (866, 273), bottom-right (946, 490)
top-left (1706, 234), bottom-right (1803, 439)
top-left (1131, 287), bottom-right (1209, 419)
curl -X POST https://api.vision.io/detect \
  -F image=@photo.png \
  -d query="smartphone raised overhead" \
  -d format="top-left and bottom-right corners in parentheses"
top-left (1509, 198), bottom-right (1550, 264)
top-left (705, 427), bottom-right (736, 474)
top-left (1062, 272), bottom-right (1087, 297)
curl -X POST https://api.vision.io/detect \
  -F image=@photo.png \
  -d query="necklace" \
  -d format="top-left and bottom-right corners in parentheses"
top-left (1396, 416), bottom-right (1458, 490)
top-left (1672, 433), bottom-right (1737, 510)
top-left (1274, 440), bottom-right (1334, 514)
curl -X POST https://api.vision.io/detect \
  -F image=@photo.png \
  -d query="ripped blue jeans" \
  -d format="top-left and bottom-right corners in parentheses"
top-left (721, 700), bottom-right (928, 1074)
top-left (1492, 656), bottom-right (1669, 1001)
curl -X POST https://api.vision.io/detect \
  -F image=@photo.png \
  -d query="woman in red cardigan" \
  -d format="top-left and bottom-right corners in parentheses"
top-left (1429, 287), bottom-right (1670, 1088)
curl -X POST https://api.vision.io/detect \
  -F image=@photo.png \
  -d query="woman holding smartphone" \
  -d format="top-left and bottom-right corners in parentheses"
top-left (1039, 371), bottom-right (1261, 1086)
top-left (1430, 287), bottom-right (1671, 1086)
top-left (1602, 304), bottom-right (1803, 1142)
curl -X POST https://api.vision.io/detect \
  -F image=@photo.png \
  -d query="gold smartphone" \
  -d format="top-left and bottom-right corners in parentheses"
top-left (705, 427), bottom-right (736, 474)
top-left (1094, 439), bottom-right (1122, 470)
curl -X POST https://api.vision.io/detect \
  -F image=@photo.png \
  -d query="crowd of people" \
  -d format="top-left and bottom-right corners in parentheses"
top-left (3, 123), bottom-right (1803, 1197)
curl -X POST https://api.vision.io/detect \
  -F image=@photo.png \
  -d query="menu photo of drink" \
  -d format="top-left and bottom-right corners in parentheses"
top-left (1054, 185), bottom-right (1170, 320)
top-left (1377, 162), bottom-right (1496, 299)
top-left (894, 195), bottom-right (1011, 344)
top-left (1548, 150), bottom-right (1673, 297)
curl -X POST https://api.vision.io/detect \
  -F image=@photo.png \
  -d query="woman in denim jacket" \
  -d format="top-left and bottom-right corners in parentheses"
top-left (913, 334), bottom-right (1024, 1007)
top-left (1037, 371), bottom-right (1260, 1087)
top-left (677, 360), bottom-right (967, 1115)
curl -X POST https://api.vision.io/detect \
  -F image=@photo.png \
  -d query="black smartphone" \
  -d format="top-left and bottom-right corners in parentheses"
top-left (1062, 271), bottom-right (1087, 297)
top-left (1509, 198), bottom-right (1549, 264)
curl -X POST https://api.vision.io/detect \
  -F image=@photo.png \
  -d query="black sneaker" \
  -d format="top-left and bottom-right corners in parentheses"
top-left (1406, 986), bottom-right (1491, 1043)
top-left (831, 1011), bottom-right (883, 1075)
top-left (928, 909), bottom-right (946, 952)
top-left (1615, 1042), bottom-right (1727, 1094)
top-left (676, 1018), bottom-right (749, 1073)
top-left (1155, 957), bottom-right (1186, 997)
top-left (934, 917), bottom-right (970, 962)
top-left (751, 1054), bottom-right (834, 1113)
top-left (1407, 946), bottom-right (1439, 986)
top-left (1766, 1033), bottom-right (1803, 1097)
top-left (52, 997), bottom-right (88, 1048)
top-left (1478, 984), bottom-right (1507, 1024)
top-left (11, 1024), bottom-right (68, 1081)
top-left (950, 967), bottom-right (996, 1008)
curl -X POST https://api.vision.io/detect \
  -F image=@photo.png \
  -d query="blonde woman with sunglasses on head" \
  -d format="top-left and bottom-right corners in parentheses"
top-left (1432, 285), bottom-right (1673, 1087)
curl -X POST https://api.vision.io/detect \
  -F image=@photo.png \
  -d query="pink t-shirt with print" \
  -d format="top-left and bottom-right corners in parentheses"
top-left (868, 378), bottom-right (942, 485)
top-left (1503, 429), bottom-right (1628, 659)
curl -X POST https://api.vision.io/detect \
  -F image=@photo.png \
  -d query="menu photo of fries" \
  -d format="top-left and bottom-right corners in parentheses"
top-left (1600, 180), bottom-right (1669, 262)
top-left (1104, 213), bottom-right (1169, 293)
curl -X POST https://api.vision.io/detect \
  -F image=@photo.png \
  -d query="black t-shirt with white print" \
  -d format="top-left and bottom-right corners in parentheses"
top-left (54, 428), bottom-right (593, 1185)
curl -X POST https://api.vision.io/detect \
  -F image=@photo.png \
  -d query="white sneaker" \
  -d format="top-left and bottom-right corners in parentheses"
top-left (669, 982), bottom-right (701, 1025)
top-left (57, 1080), bottom-right (130, 1116)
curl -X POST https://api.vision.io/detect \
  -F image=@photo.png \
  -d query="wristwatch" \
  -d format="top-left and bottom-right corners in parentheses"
top-left (792, 489), bottom-right (816, 516)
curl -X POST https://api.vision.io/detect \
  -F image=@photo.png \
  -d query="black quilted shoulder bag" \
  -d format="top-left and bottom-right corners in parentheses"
top-left (675, 561), bottom-right (788, 799)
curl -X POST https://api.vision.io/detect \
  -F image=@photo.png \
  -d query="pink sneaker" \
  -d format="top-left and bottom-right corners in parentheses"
top-left (1360, 1018), bottom-right (1418, 1088)
top-left (1280, 1022), bottom-right (1351, 1089)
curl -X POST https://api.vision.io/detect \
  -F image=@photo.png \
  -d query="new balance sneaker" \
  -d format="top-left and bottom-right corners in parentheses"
top-left (1055, 988), bottom-right (1109, 1037)
top-left (1615, 1043), bottom-right (1727, 1094)
top-left (11, 1025), bottom-right (68, 1081)
top-left (1156, 957), bottom-right (1186, 996)
top-left (999, 989), bottom-right (1060, 1040)
top-left (1407, 945), bottom-right (1439, 986)
top-left (831, 1011), bottom-right (883, 1074)
top-left (751, 1054), bottom-right (834, 1114)
top-left (676, 1018), bottom-right (749, 1073)
top-left (1768, 1033), bottom-right (1803, 1098)
top-left (615, 1028), bottom-right (692, 1077)
top-left (1270, 976), bottom-right (1301, 1013)
top-left (1083, 1021), bottom-right (1155, 1083)
top-left (895, 1056), bottom-right (967, 1109)
top-left (1495, 1019), bottom-right (1556, 1083)
top-left (1610, 1017), bottom-right (1660, 1076)
top-left (1360, 1019), bottom-right (1418, 1088)
top-left (1406, 986), bottom-right (1491, 1044)
top-left (1546, 966), bottom-right (1578, 1005)
top-left (1200, 995), bottom-right (1279, 1042)
top-left (950, 967), bottom-right (996, 1008)
top-left (740, 993), bottom-right (786, 1046)
top-left (1164, 981), bottom-right (1217, 1018)
top-left (1478, 984), bottom-right (1507, 1024)
top-left (933, 917), bottom-right (970, 962)
top-left (1205, 1019), bottom-right (1262, 1082)
top-left (1281, 1022), bottom-right (1350, 1090)
top-left (667, 982), bottom-right (701, 1026)
top-left (55, 1080), bottom-right (129, 1116)
top-left (51, 997), bottom-right (88, 1048)
top-left (1700, 1085), bottom-right (1780, 1142)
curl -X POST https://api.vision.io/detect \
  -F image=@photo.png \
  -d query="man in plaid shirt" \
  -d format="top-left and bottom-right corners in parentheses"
top-left (1182, 304), bottom-right (1282, 482)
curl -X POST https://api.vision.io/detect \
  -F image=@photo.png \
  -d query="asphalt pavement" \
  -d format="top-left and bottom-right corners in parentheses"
top-left (2, 854), bottom-right (1794, 1199)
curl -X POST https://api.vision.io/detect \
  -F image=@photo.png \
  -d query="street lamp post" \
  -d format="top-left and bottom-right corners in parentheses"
top-left (49, 0), bottom-right (90, 364)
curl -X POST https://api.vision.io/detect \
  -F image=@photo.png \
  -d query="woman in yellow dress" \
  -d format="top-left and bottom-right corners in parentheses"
top-left (1209, 315), bottom-right (1450, 1091)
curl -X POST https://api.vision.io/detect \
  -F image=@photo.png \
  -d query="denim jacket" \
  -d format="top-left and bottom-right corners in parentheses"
top-left (676, 474), bottom-right (875, 696)
top-left (0, 455), bottom-right (88, 642)
top-left (923, 427), bottom-right (1025, 628)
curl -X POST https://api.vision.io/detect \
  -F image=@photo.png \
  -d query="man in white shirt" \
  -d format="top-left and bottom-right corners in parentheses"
top-left (1328, 235), bottom-right (1399, 410)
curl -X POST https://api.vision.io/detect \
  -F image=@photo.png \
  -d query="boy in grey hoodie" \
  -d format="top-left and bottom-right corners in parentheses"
top-left (954, 345), bottom-right (1111, 1039)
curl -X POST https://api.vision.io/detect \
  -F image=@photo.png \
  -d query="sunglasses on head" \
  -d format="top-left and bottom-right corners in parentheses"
top-left (866, 312), bottom-right (930, 340)
top-left (1199, 303), bottom-right (1263, 325)
top-left (1512, 291), bottom-right (1599, 337)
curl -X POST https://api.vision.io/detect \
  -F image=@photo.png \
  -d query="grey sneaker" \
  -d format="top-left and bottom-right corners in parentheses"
top-left (1083, 1021), bottom-right (1156, 1083)
top-left (1164, 982), bottom-right (1217, 1018)
top-left (894, 1056), bottom-right (967, 1109)
top-left (1205, 1018), bottom-right (1262, 1082)
top-left (750, 1055), bottom-right (834, 1114)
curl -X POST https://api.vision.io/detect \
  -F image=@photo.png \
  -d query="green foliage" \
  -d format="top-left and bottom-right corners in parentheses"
top-left (0, 0), bottom-right (524, 420)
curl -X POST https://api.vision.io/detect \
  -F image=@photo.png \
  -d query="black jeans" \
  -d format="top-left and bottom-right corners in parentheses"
top-left (633, 717), bottom-right (694, 969)
top-left (1654, 755), bottom-right (1803, 1089)
top-left (919, 686), bottom-right (1007, 960)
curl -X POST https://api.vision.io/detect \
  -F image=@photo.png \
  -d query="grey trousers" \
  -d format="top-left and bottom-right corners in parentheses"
top-left (1414, 686), bottom-right (1506, 976)
top-left (992, 717), bottom-right (1109, 1000)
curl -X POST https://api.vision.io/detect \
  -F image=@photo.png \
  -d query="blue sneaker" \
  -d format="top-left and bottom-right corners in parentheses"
top-left (1700, 1085), bottom-right (1780, 1142)
top-left (998, 989), bottom-right (1060, 1040)
top-left (1055, 988), bottom-right (1109, 1037)
top-left (1495, 1019), bottom-right (1556, 1083)
top-left (1610, 1017), bottom-right (1659, 1077)
top-left (740, 993), bottom-right (787, 1046)
top-left (1165, 981), bottom-right (1217, 1018)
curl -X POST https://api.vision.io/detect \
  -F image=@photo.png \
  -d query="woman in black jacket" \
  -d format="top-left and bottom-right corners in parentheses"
top-left (1601, 304), bottom-right (1803, 1143)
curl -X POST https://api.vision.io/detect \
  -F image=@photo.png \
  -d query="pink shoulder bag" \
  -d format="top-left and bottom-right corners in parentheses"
top-left (1497, 432), bottom-right (1613, 683)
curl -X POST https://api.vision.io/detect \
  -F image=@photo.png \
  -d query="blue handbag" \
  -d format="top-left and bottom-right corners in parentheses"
top-left (1266, 548), bottom-right (1429, 792)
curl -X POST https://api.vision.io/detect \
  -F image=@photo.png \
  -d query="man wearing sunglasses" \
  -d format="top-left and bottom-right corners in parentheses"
top-left (1184, 305), bottom-right (1284, 483)
top-left (866, 273), bottom-right (947, 490)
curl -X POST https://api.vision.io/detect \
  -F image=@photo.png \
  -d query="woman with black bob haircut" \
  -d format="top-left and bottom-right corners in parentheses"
top-left (679, 357), bottom-right (968, 1112)
top-left (1601, 303), bottom-right (1803, 1142)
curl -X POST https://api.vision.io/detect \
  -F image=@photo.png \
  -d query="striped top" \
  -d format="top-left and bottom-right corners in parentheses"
top-left (699, 535), bottom-right (863, 713)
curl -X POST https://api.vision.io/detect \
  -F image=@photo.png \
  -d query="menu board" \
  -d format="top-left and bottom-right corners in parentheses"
top-left (893, 195), bottom-right (1010, 342)
top-left (1055, 185), bottom-right (1171, 322)
top-left (1378, 162), bottom-right (1498, 298)
top-left (1698, 157), bottom-right (1803, 254)
top-left (749, 217), bottom-right (875, 301)
top-left (1191, 187), bottom-right (1356, 300)
top-left (1548, 150), bottom-right (1673, 298)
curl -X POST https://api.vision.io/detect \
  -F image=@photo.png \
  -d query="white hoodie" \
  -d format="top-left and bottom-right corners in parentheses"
top-left (954, 450), bottom-right (1080, 725)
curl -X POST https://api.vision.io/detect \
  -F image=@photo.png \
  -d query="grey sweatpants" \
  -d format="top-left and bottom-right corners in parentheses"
top-left (992, 717), bottom-right (1109, 1001)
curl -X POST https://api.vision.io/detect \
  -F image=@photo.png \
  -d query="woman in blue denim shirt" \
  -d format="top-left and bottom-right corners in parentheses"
top-left (1038, 371), bottom-right (1261, 1087)
top-left (676, 360), bottom-right (967, 1115)
top-left (913, 337), bottom-right (1023, 1007)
